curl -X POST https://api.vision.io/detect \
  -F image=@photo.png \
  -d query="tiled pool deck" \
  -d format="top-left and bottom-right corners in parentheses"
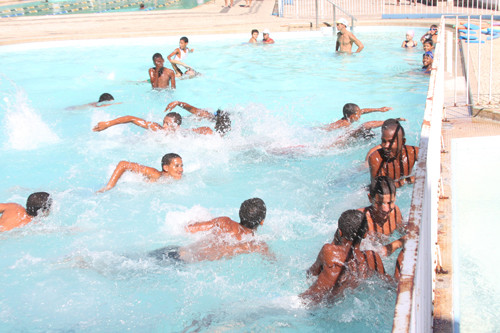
top-left (1, 1), bottom-right (499, 331)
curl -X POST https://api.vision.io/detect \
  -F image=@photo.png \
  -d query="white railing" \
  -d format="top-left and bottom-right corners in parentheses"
top-left (279, 0), bottom-right (499, 19)
top-left (392, 17), bottom-right (445, 333)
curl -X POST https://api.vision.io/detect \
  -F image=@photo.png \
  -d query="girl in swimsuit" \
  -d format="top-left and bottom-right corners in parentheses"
top-left (401, 30), bottom-right (417, 48)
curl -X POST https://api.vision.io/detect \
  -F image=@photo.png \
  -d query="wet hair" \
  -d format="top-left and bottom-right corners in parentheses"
top-left (98, 93), bottom-right (114, 103)
top-left (382, 118), bottom-right (405, 139)
top-left (430, 24), bottom-right (438, 30)
top-left (423, 39), bottom-right (433, 47)
top-left (152, 53), bottom-right (163, 61)
top-left (369, 176), bottom-right (396, 198)
top-left (180, 36), bottom-right (189, 43)
top-left (342, 103), bottom-right (359, 119)
top-left (161, 153), bottom-right (182, 168)
top-left (26, 192), bottom-right (52, 217)
top-left (165, 112), bottom-right (182, 126)
top-left (337, 209), bottom-right (365, 243)
top-left (239, 198), bottom-right (266, 230)
top-left (251, 29), bottom-right (259, 34)
top-left (214, 110), bottom-right (231, 135)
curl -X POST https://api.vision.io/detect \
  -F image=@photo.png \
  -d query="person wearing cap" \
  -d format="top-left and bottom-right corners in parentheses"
top-left (422, 51), bottom-right (433, 74)
top-left (262, 29), bottom-right (275, 44)
top-left (335, 18), bottom-right (363, 53)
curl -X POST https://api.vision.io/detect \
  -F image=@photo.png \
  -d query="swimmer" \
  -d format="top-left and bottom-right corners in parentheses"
top-left (423, 39), bottom-right (434, 53)
top-left (0, 192), bottom-right (52, 232)
top-left (367, 119), bottom-right (419, 188)
top-left (148, 198), bottom-right (274, 263)
top-left (262, 29), bottom-right (275, 44)
top-left (336, 18), bottom-right (363, 53)
top-left (320, 103), bottom-right (393, 131)
top-left (249, 29), bottom-right (259, 43)
top-left (65, 93), bottom-right (120, 110)
top-left (420, 24), bottom-right (438, 44)
top-left (97, 153), bottom-right (183, 193)
top-left (92, 112), bottom-right (214, 135)
top-left (299, 210), bottom-right (390, 304)
top-left (167, 37), bottom-right (195, 78)
top-left (422, 51), bottom-right (434, 74)
top-left (149, 53), bottom-right (176, 89)
top-left (401, 30), bottom-right (418, 48)
top-left (164, 100), bottom-right (232, 135)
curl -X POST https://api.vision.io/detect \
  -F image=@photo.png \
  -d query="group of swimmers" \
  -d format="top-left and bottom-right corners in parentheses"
top-left (402, 24), bottom-right (438, 73)
top-left (1, 31), bottom-right (421, 305)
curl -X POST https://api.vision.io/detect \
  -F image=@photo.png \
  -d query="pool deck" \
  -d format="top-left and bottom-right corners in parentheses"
top-left (1, 2), bottom-right (500, 332)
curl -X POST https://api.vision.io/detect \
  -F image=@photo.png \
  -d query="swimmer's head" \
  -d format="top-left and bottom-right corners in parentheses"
top-left (161, 153), bottom-right (183, 179)
top-left (163, 112), bottom-right (182, 128)
top-left (152, 53), bottom-right (163, 61)
top-left (369, 176), bottom-right (396, 198)
top-left (423, 39), bottom-right (433, 52)
top-left (239, 198), bottom-right (266, 230)
top-left (26, 192), bottom-right (52, 217)
top-left (98, 93), bottom-right (114, 103)
top-left (423, 52), bottom-right (433, 68)
top-left (381, 119), bottom-right (406, 160)
top-left (337, 209), bottom-right (365, 243)
top-left (251, 29), bottom-right (259, 35)
top-left (342, 103), bottom-right (361, 122)
top-left (406, 30), bottom-right (415, 40)
top-left (214, 110), bottom-right (231, 135)
top-left (179, 36), bottom-right (189, 49)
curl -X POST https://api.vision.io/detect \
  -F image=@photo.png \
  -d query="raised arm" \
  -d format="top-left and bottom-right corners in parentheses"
top-left (93, 116), bottom-right (162, 132)
top-left (165, 101), bottom-right (214, 120)
top-left (97, 161), bottom-right (162, 193)
top-left (360, 106), bottom-right (392, 115)
top-left (167, 48), bottom-right (179, 63)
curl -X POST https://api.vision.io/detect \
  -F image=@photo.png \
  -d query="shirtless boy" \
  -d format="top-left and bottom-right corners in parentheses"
top-left (249, 29), bottom-right (259, 43)
top-left (335, 18), bottom-right (364, 53)
top-left (367, 119), bottom-right (419, 188)
top-left (93, 112), bottom-right (214, 135)
top-left (148, 198), bottom-right (273, 263)
top-left (149, 53), bottom-right (176, 89)
top-left (167, 37), bottom-right (195, 77)
top-left (299, 210), bottom-right (389, 304)
top-left (97, 153), bottom-right (183, 193)
top-left (0, 192), bottom-right (52, 232)
top-left (164, 100), bottom-right (232, 135)
top-left (320, 103), bottom-right (393, 131)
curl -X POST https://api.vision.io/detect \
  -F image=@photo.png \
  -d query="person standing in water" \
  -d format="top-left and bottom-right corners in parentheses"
top-left (0, 192), bottom-right (52, 232)
top-left (149, 53), bottom-right (176, 89)
top-left (336, 18), bottom-right (364, 53)
top-left (167, 37), bottom-right (195, 77)
top-left (300, 209), bottom-right (390, 304)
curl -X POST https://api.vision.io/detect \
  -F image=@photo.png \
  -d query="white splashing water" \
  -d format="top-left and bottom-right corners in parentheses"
top-left (2, 90), bottom-right (59, 150)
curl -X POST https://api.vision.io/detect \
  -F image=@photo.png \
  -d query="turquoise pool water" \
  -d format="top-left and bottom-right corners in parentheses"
top-left (0, 28), bottom-right (428, 331)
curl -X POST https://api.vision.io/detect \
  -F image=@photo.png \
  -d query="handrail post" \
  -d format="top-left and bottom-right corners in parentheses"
top-left (315, 0), bottom-right (318, 29)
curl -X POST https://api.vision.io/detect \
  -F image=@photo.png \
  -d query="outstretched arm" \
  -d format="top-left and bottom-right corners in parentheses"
top-left (98, 161), bottom-right (162, 193)
top-left (360, 106), bottom-right (392, 115)
top-left (165, 101), bottom-right (214, 120)
top-left (185, 218), bottom-right (219, 233)
top-left (93, 116), bottom-right (162, 132)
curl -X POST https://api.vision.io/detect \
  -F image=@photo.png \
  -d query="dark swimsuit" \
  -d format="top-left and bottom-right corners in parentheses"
top-left (148, 246), bottom-right (183, 263)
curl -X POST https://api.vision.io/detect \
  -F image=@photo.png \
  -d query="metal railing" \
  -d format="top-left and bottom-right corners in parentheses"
top-left (392, 15), bottom-right (446, 333)
top-left (325, 0), bottom-right (357, 30)
top-left (278, 0), bottom-right (499, 19)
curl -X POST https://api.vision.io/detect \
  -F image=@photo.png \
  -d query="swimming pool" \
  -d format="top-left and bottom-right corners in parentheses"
top-left (0, 0), bottom-right (207, 18)
top-left (0, 28), bottom-right (429, 331)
